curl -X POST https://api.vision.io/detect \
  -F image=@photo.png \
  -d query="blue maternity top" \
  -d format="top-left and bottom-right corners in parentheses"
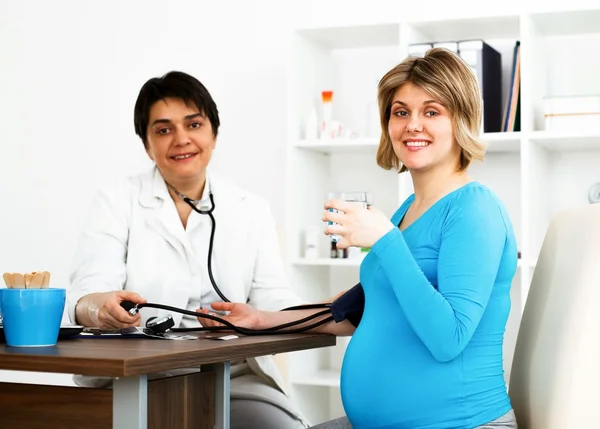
top-left (340, 182), bottom-right (517, 429)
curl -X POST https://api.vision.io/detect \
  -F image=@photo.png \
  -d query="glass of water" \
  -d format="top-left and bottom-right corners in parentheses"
top-left (326, 191), bottom-right (370, 242)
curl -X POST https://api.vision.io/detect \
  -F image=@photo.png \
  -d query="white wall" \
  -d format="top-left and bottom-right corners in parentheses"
top-left (0, 0), bottom-right (296, 303)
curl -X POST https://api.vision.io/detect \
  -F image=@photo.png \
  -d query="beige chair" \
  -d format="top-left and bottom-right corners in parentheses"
top-left (509, 203), bottom-right (600, 428)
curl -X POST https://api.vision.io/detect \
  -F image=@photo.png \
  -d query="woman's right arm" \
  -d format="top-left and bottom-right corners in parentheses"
top-left (202, 287), bottom-right (360, 336)
top-left (69, 181), bottom-right (145, 328)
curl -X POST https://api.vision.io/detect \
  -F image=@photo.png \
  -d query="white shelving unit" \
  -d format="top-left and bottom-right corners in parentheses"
top-left (283, 7), bottom-right (600, 425)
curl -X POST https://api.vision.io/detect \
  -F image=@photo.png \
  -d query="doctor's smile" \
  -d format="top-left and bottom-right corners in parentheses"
top-left (145, 98), bottom-right (217, 198)
top-left (170, 152), bottom-right (198, 161)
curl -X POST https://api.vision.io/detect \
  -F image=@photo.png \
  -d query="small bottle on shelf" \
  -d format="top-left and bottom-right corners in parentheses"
top-left (330, 241), bottom-right (338, 259)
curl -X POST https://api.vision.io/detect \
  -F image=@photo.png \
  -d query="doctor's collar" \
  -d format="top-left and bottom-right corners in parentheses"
top-left (152, 165), bottom-right (212, 205)
top-left (164, 175), bottom-right (211, 207)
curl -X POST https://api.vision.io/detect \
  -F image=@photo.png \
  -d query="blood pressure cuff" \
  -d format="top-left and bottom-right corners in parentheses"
top-left (329, 282), bottom-right (365, 327)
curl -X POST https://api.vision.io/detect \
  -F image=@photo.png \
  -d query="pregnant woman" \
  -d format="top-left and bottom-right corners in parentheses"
top-left (202, 48), bottom-right (519, 429)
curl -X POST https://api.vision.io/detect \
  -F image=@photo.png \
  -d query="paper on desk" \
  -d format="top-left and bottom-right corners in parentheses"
top-left (118, 327), bottom-right (197, 340)
top-left (79, 327), bottom-right (239, 341)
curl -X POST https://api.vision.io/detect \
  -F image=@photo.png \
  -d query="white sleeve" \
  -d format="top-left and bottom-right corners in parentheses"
top-left (247, 198), bottom-right (308, 311)
top-left (67, 180), bottom-right (132, 324)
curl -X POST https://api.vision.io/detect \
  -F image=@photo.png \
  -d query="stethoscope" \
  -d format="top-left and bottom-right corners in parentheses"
top-left (165, 181), bottom-right (229, 303)
top-left (122, 180), bottom-right (333, 337)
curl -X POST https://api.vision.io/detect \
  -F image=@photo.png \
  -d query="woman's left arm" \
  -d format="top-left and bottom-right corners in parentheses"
top-left (371, 198), bottom-right (510, 362)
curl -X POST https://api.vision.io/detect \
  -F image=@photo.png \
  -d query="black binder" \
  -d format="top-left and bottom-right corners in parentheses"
top-left (457, 40), bottom-right (503, 133)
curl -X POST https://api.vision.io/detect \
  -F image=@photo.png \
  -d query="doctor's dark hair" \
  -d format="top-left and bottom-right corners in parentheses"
top-left (133, 71), bottom-right (220, 148)
top-left (376, 48), bottom-right (485, 173)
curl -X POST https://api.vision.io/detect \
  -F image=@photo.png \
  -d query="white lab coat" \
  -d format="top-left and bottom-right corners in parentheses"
top-left (68, 166), bottom-right (308, 413)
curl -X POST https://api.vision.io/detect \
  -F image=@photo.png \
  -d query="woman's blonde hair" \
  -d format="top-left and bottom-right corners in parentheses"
top-left (376, 47), bottom-right (485, 173)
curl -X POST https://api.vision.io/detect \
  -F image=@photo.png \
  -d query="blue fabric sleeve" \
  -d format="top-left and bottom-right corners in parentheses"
top-left (370, 195), bottom-right (508, 362)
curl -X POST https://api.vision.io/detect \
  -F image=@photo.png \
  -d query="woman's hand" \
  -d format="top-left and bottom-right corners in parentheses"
top-left (323, 198), bottom-right (395, 249)
top-left (75, 291), bottom-right (146, 329)
top-left (197, 302), bottom-right (265, 330)
top-left (200, 300), bottom-right (355, 336)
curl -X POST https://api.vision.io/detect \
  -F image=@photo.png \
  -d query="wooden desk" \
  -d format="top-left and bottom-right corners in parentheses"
top-left (0, 333), bottom-right (335, 429)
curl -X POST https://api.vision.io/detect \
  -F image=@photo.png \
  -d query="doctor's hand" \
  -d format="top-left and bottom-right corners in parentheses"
top-left (323, 198), bottom-right (395, 249)
top-left (197, 302), bottom-right (265, 330)
top-left (75, 291), bottom-right (146, 329)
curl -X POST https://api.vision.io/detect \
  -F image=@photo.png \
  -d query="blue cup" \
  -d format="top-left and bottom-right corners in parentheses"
top-left (1, 288), bottom-right (66, 347)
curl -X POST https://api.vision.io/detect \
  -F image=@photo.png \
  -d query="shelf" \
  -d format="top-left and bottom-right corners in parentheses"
top-left (293, 257), bottom-right (364, 267)
top-left (294, 258), bottom-right (532, 268)
top-left (530, 8), bottom-right (600, 36)
top-left (482, 132), bottom-right (522, 153)
top-left (293, 137), bottom-right (379, 154)
top-left (294, 133), bottom-right (522, 155)
top-left (291, 369), bottom-right (341, 387)
top-left (528, 131), bottom-right (600, 151)
top-left (296, 23), bottom-right (400, 50)
top-left (408, 14), bottom-right (520, 42)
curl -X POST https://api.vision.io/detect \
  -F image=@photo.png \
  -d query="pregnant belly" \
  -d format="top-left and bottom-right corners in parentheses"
top-left (340, 325), bottom-right (463, 428)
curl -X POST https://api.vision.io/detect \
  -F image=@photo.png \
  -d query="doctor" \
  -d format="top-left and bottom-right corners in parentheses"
top-left (68, 71), bottom-right (309, 429)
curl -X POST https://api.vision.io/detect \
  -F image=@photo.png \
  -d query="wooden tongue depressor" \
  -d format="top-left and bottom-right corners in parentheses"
top-left (1, 272), bottom-right (49, 289)
top-left (24, 273), bottom-right (33, 289)
top-left (3, 272), bottom-right (14, 288)
top-left (42, 271), bottom-right (50, 288)
top-left (30, 272), bottom-right (44, 289)
top-left (13, 273), bottom-right (25, 289)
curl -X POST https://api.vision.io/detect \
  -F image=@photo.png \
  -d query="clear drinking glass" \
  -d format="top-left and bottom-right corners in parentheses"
top-left (326, 191), bottom-right (370, 242)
